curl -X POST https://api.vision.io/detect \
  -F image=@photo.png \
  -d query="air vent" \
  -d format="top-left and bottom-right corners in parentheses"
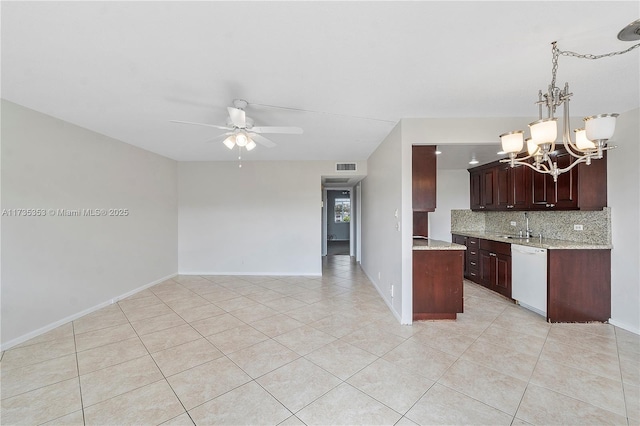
top-left (325, 178), bottom-right (350, 184)
top-left (336, 162), bottom-right (357, 172)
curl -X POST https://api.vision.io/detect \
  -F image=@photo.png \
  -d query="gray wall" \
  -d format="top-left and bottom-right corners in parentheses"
top-left (1, 100), bottom-right (179, 348)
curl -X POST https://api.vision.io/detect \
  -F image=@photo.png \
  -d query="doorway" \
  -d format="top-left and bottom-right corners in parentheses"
top-left (327, 190), bottom-right (351, 255)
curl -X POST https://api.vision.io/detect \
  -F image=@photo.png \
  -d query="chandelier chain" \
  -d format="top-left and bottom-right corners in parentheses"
top-left (557, 42), bottom-right (640, 60)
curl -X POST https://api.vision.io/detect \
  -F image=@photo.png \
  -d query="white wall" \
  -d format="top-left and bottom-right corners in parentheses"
top-left (608, 108), bottom-right (640, 334)
top-left (430, 169), bottom-right (470, 242)
top-left (178, 161), bottom-right (362, 276)
top-left (1, 100), bottom-right (178, 348)
top-left (361, 123), bottom-right (408, 322)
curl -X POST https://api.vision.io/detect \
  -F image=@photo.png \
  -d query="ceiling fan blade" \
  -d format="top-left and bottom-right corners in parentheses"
top-left (170, 120), bottom-right (232, 131)
top-left (251, 126), bottom-right (303, 134)
top-left (249, 133), bottom-right (276, 148)
top-left (227, 107), bottom-right (246, 128)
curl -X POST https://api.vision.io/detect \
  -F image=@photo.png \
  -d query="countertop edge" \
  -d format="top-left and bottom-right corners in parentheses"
top-left (413, 238), bottom-right (467, 251)
top-left (450, 231), bottom-right (612, 250)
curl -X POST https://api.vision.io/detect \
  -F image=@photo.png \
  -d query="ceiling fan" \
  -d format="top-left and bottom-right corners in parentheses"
top-left (170, 99), bottom-right (303, 152)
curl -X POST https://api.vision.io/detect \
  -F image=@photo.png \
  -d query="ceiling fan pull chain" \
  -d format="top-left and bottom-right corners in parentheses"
top-left (238, 146), bottom-right (242, 168)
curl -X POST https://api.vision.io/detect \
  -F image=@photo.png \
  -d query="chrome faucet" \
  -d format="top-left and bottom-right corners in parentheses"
top-left (524, 212), bottom-right (533, 238)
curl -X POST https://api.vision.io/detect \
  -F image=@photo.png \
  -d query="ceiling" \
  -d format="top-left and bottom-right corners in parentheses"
top-left (2, 2), bottom-right (638, 166)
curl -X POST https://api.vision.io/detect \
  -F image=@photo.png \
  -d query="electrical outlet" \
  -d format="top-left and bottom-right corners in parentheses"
top-left (390, 284), bottom-right (394, 297)
top-left (510, 221), bottom-right (517, 226)
top-left (378, 272), bottom-right (381, 280)
top-left (574, 224), bottom-right (584, 231)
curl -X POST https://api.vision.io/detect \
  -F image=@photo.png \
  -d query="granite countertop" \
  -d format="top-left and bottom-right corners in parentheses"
top-left (450, 231), bottom-right (612, 250)
top-left (413, 237), bottom-right (467, 251)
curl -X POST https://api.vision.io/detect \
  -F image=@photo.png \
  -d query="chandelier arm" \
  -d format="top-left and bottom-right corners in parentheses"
top-left (561, 103), bottom-right (595, 159)
top-left (553, 154), bottom-right (591, 175)
top-left (500, 158), bottom-right (553, 175)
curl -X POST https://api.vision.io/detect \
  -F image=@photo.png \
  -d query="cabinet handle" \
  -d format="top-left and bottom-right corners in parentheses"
top-left (546, 203), bottom-right (556, 208)
top-left (470, 261), bottom-right (476, 266)
top-left (470, 251), bottom-right (476, 255)
top-left (489, 253), bottom-right (497, 257)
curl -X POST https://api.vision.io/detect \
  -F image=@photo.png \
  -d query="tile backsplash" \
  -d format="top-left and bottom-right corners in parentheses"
top-left (451, 208), bottom-right (611, 245)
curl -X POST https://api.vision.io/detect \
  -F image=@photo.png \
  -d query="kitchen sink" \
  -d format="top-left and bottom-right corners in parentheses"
top-left (498, 235), bottom-right (530, 240)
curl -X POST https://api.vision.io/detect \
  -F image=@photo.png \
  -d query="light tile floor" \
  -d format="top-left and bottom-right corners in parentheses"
top-left (1, 255), bottom-right (639, 425)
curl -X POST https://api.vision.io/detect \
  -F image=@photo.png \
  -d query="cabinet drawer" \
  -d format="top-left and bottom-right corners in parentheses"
top-left (467, 267), bottom-right (480, 282)
top-left (467, 248), bottom-right (479, 261)
top-left (479, 239), bottom-right (511, 256)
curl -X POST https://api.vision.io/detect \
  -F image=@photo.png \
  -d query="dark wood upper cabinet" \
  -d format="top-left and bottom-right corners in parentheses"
top-left (469, 167), bottom-right (495, 210)
top-left (412, 145), bottom-right (437, 212)
top-left (469, 170), bottom-right (482, 210)
top-left (470, 149), bottom-right (606, 212)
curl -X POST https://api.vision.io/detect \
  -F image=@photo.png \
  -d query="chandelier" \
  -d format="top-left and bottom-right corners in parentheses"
top-left (499, 21), bottom-right (640, 182)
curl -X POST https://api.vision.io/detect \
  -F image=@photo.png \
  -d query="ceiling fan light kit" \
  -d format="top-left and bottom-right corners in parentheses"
top-left (499, 20), bottom-right (640, 182)
top-left (171, 99), bottom-right (303, 165)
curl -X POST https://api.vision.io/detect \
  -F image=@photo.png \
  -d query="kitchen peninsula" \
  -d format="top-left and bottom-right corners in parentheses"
top-left (412, 238), bottom-right (466, 320)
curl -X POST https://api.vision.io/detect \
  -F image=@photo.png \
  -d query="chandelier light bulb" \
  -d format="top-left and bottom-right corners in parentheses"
top-left (500, 131), bottom-right (524, 153)
top-left (584, 114), bottom-right (618, 142)
top-left (246, 140), bottom-right (257, 151)
top-left (526, 138), bottom-right (540, 156)
top-left (574, 128), bottom-right (596, 150)
top-left (529, 118), bottom-right (557, 146)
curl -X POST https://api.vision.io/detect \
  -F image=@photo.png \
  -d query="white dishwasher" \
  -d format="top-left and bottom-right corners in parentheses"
top-left (511, 244), bottom-right (548, 317)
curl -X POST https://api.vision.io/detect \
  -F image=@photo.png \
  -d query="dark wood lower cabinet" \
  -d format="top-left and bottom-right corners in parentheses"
top-left (479, 239), bottom-right (512, 298)
top-left (452, 233), bottom-right (611, 323)
top-left (547, 249), bottom-right (611, 322)
top-left (413, 250), bottom-right (464, 320)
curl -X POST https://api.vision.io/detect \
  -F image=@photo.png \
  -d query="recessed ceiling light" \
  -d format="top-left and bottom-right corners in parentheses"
top-left (435, 150), bottom-right (442, 155)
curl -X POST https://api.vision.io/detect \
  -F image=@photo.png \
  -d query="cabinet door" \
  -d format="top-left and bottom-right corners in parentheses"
top-left (530, 169), bottom-right (554, 209)
top-left (481, 168), bottom-right (496, 209)
top-left (412, 146), bottom-right (437, 212)
top-left (479, 250), bottom-right (492, 288)
top-left (554, 151), bottom-right (578, 209)
top-left (510, 164), bottom-right (530, 209)
top-left (494, 254), bottom-right (512, 298)
top-left (469, 170), bottom-right (482, 210)
top-left (496, 165), bottom-right (511, 210)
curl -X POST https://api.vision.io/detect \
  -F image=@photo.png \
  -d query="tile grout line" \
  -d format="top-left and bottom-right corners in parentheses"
top-left (70, 321), bottom-right (87, 426)
top-left (614, 326), bottom-right (632, 424)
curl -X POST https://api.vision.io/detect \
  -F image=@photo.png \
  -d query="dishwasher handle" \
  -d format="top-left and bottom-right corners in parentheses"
top-left (512, 244), bottom-right (547, 255)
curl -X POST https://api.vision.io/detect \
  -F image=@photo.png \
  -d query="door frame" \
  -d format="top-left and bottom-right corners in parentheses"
top-left (323, 186), bottom-right (358, 257)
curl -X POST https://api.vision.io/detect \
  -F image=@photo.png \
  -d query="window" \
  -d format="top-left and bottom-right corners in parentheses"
top-left (334, 198), bottom-right (351, 223)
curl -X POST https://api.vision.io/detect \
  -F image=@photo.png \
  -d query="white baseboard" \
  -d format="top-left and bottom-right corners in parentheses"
top-left (361, 268), bottom-right (402, 324)
top-left (178, 272), bottom-right (322, 277)
top-left (608, 318), bottom-right (640, 336)
top-left (0, 273), bottom-right (177, 351)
